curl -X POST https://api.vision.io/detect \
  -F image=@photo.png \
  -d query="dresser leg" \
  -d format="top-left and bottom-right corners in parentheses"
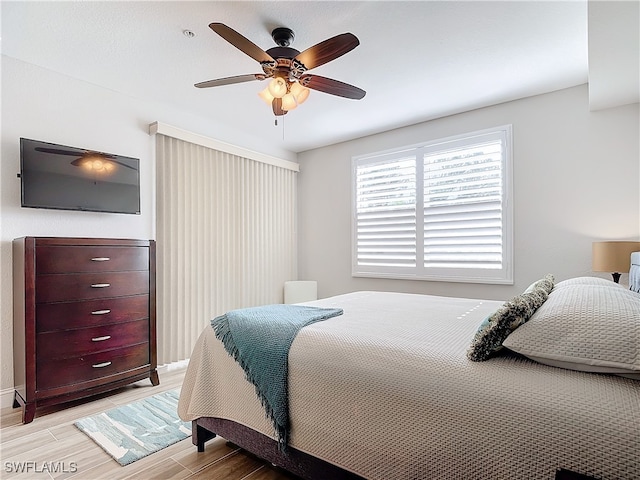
top-left (150, 369), bottom-right (160, 386)
top-left (13, 392), bottom-right (35, 424)
top-left (23, 404), bottom-right (36, 424)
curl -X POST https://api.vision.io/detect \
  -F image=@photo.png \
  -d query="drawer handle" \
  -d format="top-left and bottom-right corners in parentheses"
top-left (90, 283), bottom-right (111, 288)
top-left (92, 362), bottom-right (112, 368)
top-left (91, 257), bottom-right (111, 262)
top-left (91, 309), bottom-right (111, 315)
top-left (91, 335), bottom-right (111, 342)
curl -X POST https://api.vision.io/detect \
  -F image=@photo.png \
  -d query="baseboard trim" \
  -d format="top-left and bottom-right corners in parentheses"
top-left (1, 387), bottom-right (15, 410)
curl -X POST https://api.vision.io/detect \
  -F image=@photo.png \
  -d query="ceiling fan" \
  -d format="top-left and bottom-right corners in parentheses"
top-left (34, 147), bottom-right (135, 173)
top-left (195, 23), bottom-right (366, 116)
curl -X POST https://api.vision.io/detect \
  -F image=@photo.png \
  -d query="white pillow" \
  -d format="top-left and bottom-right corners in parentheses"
top-left (553, 276), bottom-right (623, 289)
top-left (503, 283), bottom-right (640, 380)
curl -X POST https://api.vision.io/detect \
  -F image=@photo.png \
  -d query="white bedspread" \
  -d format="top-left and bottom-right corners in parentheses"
top-left (178, 291), bottom-right (640, 480)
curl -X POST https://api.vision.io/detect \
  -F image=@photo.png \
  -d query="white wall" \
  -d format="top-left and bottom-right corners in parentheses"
top-left (0, 56), bottom-right (297, 397)
top-left (297, 85), bottom-right (640, 300)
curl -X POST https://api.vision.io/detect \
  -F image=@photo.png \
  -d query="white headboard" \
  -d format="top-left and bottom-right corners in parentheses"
top-left (630, 251), bottom-right (640, 293)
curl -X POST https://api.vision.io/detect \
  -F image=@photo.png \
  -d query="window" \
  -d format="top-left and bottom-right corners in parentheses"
top-left (352, 125), bottom-right (513, 284)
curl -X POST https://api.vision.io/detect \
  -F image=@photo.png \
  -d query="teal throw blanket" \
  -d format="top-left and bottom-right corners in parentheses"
top-left (211, 304), bottom-right (343, 450)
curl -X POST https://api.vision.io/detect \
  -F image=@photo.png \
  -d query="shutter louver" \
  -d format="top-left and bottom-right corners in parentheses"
top-left (356, 158), bottom-right (416, 267)
top-left (423, 141), bottom-right (503, 269)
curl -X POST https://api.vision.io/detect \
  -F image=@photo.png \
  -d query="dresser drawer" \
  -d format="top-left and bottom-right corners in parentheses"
top-left (36, 246), bottom-right (149, 274)
top-left (37, 295), bottom-right (149, 332)
top-left (36, 343), bottom-right (150, 391)
top-left (36, 271), bottom-right (149, 303)
top-left (37, 320), bottom-right (149, 359)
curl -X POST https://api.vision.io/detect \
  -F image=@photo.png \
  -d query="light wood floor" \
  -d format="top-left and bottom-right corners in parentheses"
top-left (0, 365), bottom-right (299, 480)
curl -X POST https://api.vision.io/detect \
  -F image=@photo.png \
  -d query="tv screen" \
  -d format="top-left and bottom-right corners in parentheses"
top-left (20, 138), bottom-right (140, 214)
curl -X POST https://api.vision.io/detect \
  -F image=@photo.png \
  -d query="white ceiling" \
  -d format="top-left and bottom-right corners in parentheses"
top-left (1, 1), bottom-right (637, 154)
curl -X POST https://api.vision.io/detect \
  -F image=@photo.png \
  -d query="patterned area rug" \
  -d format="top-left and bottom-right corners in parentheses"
top-left (74, 389), bottom-right (191, 466)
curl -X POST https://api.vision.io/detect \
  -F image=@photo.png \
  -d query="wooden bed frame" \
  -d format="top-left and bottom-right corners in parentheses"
top-left (192, 417), bottom-right (597, 480)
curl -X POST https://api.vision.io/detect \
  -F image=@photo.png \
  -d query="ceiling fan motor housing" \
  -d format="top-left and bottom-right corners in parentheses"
top-left (265, 46), bottom-right (300, 60)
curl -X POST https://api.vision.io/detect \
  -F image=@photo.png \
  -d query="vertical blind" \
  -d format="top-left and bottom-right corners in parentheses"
top-left (353, 126), bottom-right (512, 284)
top-left (155, 134), bottom-right (297, 364)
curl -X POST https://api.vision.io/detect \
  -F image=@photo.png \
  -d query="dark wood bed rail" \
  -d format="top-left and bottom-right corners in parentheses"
top-left (192, 417), bottom-right (598, 480)
top-left (193, 417), bottom-right (364, 480)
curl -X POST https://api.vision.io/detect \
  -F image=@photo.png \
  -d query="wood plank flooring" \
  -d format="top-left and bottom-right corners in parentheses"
top-left (0, 365), bottom-right (299, 480)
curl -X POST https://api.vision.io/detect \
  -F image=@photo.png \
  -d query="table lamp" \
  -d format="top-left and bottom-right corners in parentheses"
top-left (592, 241), bottom-right (640, 283)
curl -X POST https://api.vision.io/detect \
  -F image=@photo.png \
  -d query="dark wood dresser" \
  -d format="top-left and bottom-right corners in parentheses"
top-left (13, 237), bottom-right (158, 423)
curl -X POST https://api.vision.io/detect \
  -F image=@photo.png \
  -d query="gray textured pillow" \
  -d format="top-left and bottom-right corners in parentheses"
top-left (503, 283), bottom-right (640, 379)
top-left (467, 278), bottom-right (553, 362)
top-left (524, 273), bottom-right (555, 294)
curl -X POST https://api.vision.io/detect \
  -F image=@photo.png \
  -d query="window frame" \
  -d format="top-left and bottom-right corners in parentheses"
top-left (351, 125), bottom-right (513, 285)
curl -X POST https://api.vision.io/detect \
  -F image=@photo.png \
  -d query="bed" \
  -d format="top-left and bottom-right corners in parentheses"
top-left (178, 267), bottom-right (640, 480)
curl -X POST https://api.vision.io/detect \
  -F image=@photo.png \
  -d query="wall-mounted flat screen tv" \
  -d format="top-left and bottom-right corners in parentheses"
top-left (20, 138), bottom-right (140, 214)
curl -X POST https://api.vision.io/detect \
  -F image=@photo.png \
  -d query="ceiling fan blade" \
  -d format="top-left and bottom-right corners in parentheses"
top-left (300, 74), bottom-right (366, 100)
top-left (209, 23), bottom-right (275, 64)
top-left (272, 98), bottom-right (287, 116)
top-left (195, 73), bottom-right (265, 88)
top-left (294, 33), bottom-right (359, 70)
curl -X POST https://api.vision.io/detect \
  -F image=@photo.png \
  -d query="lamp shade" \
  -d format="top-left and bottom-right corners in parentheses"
top-left (281, 93), bottom-right (298, 111)
top-left (592, 241), bottom-right (640, 273)
top-left (290, 81), bottom-right (310, 104)
top-left (268, 77), bottom-right (287, 99)
top-left (258, 88), bottom-right (274, 105)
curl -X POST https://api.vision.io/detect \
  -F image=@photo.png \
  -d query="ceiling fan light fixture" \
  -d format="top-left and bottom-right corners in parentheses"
top-left (258, 87), bottom-right (275, 105)
top-left (281, 92), bottom-right (298, 111)
top-left (267, 77), bottom-right (288, 98)
top-left (290, 81), bottom-right (310, 105)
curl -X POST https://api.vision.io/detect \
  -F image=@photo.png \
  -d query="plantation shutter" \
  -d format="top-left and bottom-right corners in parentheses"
top-left (423, 139), bottom-right (504, 269)
top-left (352, 126), bottom-right (512, 284)
top-left (355, 156), bottom-right (417, 269)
